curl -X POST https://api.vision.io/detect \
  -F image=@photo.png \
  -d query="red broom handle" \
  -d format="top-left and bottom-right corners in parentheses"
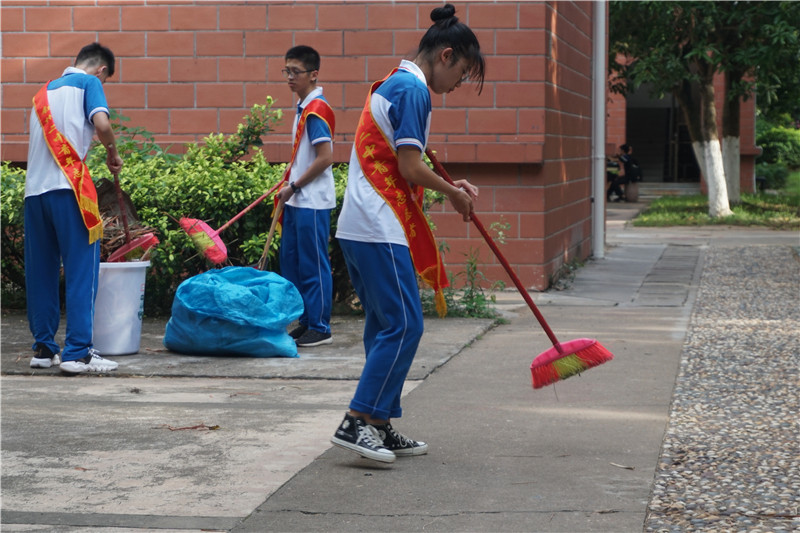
top-left (216, 178), bottom-right (286, 234)
top-left (426, 149), bottom-right (562, 350)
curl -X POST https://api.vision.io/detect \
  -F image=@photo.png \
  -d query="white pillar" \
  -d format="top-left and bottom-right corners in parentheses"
top-left (591, 0), bottom-right (607, 259)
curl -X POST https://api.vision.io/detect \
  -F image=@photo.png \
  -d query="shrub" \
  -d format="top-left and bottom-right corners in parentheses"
top-left (1, 163), bottom-right (28, 307)
top-left (1, 100), bottom-right (289, 315)
top-left (756, 123), bottom-right (800, 169)
top-left (755, 162), bottom-right (789, 190)
top-left (92, 100), bottom-right (291, 315)
top-left (1, 102), bottom-right (486, 318)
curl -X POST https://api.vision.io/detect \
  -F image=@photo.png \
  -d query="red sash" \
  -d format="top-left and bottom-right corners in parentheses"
top-left (33, 83), bottom-right (103, 244)
top-left (273, 98), bottom-right (336, 221)
top-left (355, 69), bottom-right (449, 317)
top-left (277, 98), bottom-right (335, 188)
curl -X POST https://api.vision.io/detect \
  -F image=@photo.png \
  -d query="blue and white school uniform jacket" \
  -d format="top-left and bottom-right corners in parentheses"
top-left (336, 60), bottom-right (432, 246)
top-left (26, 66), bottom-right (110, 198)
top-left (286, 87), bottom-right (336, 210)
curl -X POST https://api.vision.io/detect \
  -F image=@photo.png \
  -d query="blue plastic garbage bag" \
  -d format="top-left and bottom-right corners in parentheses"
top-left (163, 266), bottom-right (303, 357)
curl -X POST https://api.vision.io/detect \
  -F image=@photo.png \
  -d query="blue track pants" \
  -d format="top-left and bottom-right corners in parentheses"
top-left (279, 205), bottom-right (332, 334)
top-left (24, 190), bottom-right (100, 361)
top-left (339, 239), bottom-right (424, 420)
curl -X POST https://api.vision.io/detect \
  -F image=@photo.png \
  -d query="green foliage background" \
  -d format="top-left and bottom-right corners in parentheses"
top-left (1, 102), bottom-right (500, 319)
top-left (2, 100), bottom-right (298, 315)
top-left (755, 116), bottom-right (800, 189)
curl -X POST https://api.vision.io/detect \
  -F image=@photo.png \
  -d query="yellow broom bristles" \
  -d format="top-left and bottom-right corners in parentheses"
top-left (530, 340), bottom-right (613, 389)
top-left (189, 230), bottom-right (216, 252)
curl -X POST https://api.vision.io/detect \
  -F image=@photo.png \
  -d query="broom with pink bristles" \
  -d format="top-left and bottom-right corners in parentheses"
top-left (180, 180), bottom-right (285, 264)
top-left (426, 149), bottom-right (613, 389)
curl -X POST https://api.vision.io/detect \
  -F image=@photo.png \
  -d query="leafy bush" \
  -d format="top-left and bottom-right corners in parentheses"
top-left (756, 123), bottom-right (800, 169)
top-left (2, 100), bottom-right (290, 315)
top-left (755, 162), bottom-right (789, 190)
top-left (1, 163), bottom-right (28, 308)
top-left (2, 102), bottom-right (494, 319)
top-left (94, 100), bottom-right (292, 315)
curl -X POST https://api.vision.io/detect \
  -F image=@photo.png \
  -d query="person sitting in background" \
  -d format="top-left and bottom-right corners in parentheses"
top-left (608, 143), bottom-right (640, 202)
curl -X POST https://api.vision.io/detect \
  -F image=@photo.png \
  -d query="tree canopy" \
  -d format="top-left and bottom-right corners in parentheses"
top-left (610, 1), bottom-right (800, 115)
top-left (609, 1), bottom-right (800, 215)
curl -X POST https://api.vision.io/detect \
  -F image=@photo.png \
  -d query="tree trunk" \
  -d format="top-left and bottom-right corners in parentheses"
top-left (675, 70), bottom-right (732, 218)
top-left (674, 79), bottom-right (708, 177)
top-left (723, 71), bottom-right (743, 204)
top-left (699, 80), bottom-right (733, 217)
top-left (722, 135), bottom-right (740, 202)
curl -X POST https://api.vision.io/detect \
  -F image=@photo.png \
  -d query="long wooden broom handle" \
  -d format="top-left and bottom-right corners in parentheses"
top-left (425, 149), bottom-right (562, 349)
top-left (256, 199), bottom-right (283, 271)
top-left (216, 178), bottom-right (286, 235)
top-left (113, 171), bottom-right (131, 244)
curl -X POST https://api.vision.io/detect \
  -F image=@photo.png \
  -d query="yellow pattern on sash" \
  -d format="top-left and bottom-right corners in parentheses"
top-left (33, 83), bottom-right (103, 244)
top-left (355, 69), bottom-right (449, 317)
top-left (272, 98), bottom-right (336, 231)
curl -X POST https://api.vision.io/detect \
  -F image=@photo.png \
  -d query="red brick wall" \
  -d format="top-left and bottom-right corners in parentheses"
top-left (421, 1), bottom-right (594, 290)
top-left (1, 0), bottom-right (596, 291)
top-left (713, 74), bottom-right (759, 193)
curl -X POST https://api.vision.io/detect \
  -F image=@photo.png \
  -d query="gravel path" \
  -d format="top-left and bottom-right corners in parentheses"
top-left (645, 245), bottom-right (800, 532)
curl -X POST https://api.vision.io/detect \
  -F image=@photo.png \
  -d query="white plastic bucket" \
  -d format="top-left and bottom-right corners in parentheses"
top-left (92, 261), bottom-right (150, 355)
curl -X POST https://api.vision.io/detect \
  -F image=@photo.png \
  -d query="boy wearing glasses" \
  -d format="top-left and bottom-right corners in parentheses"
top-left (274, 46), bottom-right (336, 347)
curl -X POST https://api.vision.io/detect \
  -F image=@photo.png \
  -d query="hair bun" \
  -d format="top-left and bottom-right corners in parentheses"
top-left (430, 3), bottom-right (457, 24)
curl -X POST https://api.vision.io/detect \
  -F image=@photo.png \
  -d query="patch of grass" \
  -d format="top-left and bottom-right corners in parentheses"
top-left (633, 192), bottom-right (800, 229)
top-left (786, 170), bottom-right (800, 196)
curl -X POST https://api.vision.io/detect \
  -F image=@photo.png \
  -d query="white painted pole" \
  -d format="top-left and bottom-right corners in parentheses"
top-left (591, 0), bottom-right (607, 259)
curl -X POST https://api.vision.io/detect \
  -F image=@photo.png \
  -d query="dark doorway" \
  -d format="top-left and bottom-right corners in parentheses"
top-left (624, 85), bottom-right (701, 183)
top-left (626, 107), bottom-right (669, 182)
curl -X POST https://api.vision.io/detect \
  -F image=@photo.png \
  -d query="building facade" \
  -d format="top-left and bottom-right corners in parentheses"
top-left (0, 1), bottom-right (758, 290)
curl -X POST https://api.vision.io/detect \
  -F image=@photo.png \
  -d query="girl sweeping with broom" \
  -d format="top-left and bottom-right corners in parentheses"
top-left (331, 3), bottom-right (485, 463)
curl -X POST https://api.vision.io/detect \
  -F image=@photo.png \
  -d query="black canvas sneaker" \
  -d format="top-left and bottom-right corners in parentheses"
top-left (373, 422), bottom-right (429, 456)
top-left (330, 413), bottom-right (396, 463)
top-left (30, 344), bottom-right (61, 369)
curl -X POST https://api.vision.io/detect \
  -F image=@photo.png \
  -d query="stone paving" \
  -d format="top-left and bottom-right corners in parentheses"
top-left (644, 245), bottom-right (800, 532)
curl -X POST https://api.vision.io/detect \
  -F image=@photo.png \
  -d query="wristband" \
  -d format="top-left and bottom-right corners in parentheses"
top-left (290, 182), bottom-right (300, 193)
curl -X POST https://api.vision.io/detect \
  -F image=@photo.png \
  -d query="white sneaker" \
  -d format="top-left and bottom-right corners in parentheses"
top-left (60, 349), bottom-right (118, 374)
top-left (30, 345), bottom-right (61, 369)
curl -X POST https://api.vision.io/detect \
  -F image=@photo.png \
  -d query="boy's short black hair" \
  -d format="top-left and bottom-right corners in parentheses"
top-left (285, 45), bottom-right (321, 72)
top-left (620, 144), bottom-right (631, 153)
top-left (75, 42), bottom-right (115, 77)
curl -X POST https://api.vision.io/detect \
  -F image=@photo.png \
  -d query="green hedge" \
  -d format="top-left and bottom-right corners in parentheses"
top-left (2, 100), bottom-right (308, 315)
top-left (1, 164), bottom-right (27, 308)
top-left (755, 162), bottom-right (789, 190)
top-left (756, 123), bottom-right (800, 169)
top-left (2, 102), bottom-right (498, 318)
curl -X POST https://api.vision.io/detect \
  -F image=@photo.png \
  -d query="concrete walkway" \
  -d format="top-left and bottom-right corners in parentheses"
top-left (2, 202), bottom-right (797, 532)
